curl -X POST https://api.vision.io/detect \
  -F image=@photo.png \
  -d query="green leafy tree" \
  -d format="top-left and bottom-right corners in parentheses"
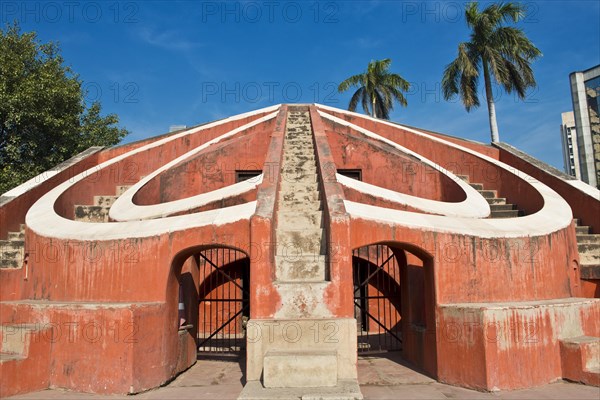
top-left (338, 59), bottom-right (410, 119)
top-left (442, 2), bottom-right (541, 143)
top-left (0, 23), bottom-right (128, 193)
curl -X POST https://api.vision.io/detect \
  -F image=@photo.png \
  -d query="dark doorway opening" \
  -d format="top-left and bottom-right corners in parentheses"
top-left (353, 244), bottom-right (402, 353)
top-left (197, 248), bottom-right (250, 359)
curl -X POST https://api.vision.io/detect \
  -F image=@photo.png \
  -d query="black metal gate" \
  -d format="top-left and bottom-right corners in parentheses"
top-left (353, 245), bottom-right (402, 353)
top-left (197, 248), bottom-right (249, 357)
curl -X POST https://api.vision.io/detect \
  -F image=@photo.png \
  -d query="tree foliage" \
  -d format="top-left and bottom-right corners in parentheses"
top-left (442, 2), bottom-right (541, 142)
top-left (338, 59), bottom-right (410, 120)
top-left (0, 23), bottom-right (128, 193)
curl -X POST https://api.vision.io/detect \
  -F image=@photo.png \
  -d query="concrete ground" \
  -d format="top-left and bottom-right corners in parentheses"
top-left (9, 353), bottom-right (600, 400)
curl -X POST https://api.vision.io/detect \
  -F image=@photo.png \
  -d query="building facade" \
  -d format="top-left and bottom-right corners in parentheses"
top-left (1, 104), bottom-right (599, 398)
top-left (560, 111), bottom-right (581, 178)
top-left (570, 64), bottom-right (600, 188)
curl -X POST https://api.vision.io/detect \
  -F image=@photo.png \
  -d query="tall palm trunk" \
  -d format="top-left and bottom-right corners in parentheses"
top-left (372, 97), bottom-right (377, 118)
top-left (482, 60), bottom-right (500, 143)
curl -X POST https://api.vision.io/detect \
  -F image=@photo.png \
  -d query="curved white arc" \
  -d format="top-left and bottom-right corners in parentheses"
top-left (318, 111), bottom-right (490, 218)
top-left (26, 105), bottom-right (280, 241)
top-left (111, 174), bottom-right (263, 221)
top-left (110, 111), bottom-right (277, 220)
top-left (336, 173), bottom-right (489, 218)
top-left (315, 104), bottom-right (573, 236)
top-left (344, 200), bottom-right (567, 239)
top-left (26, 201), bottom-right (256, 241)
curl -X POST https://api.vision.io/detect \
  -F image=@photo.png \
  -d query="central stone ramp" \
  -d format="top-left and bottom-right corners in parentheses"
top-left (275, 109), bottom-right (326, 282)
top-left (239, 107), bottom-right (362, 399)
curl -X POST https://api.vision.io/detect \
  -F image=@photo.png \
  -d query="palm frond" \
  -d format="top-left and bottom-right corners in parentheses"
top-left (338, 74), bottom-right (364, 92)
top-left (460, 72), bottom-right (480, 111)
top-left (348, 87), bottom-right (364, 112)
top-left (338, 58), bottom-right (410, 118)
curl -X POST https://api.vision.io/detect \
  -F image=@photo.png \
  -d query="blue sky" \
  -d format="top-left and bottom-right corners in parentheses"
top-left (6, 0), bottom-right (600, 170)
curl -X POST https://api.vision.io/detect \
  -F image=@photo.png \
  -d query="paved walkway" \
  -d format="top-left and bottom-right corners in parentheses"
top-left (10, 354), bottom-right (600, 399)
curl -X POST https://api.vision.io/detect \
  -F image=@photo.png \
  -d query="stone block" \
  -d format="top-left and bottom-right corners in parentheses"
top-left (263, 350), bottom-right (337, 388)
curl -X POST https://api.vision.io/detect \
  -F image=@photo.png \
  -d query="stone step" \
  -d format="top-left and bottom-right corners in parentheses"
top-left (574, 218), bottom-right (581, 225)
top-left (469, 183), bottom-right (484, 190)
top-left (478, 189), bottom-right (498, 199)
top-left (276, 229), bottom-right (324, 255)
top-left (282, 166), bottom-right (317, 176)
top-left (559, 336), bottom-right (600, 386)
top-left (284, 138), bottom-right (313, 144)
top-left (7, 231), bottom-right (24, 241)
top-left (284, 146), bottom-right (314, 153)
top-left (19, 224), bottom-right (25, 233)
top-left (281, 167), bottom-right (318, 179)
top-left (0, 258), bottom-right (20, 268)
top-left (580, 249), bottom-right (600, 261)
top-left (486, 197), bottom-right (507, 205)
top-left (282, 154), bottom-right (316, 162)
top-left (278, 210), bottom-right (323, 227)
top-left (456, 174), bottom-right (469, 182)
top-left (283, 149), bottom-right (316, 158)
top-left (280, 181), bottom-right (319, 193)
top-left (490, 210), bottom-right (521, 219)
top-left (580, 265), bottom-right (600, 279)
top-left (283, 153), bottom-right (315, 161)
top-left (279, 188), bottom-right (320, 203)
top-left (577, 234), bottom-right (600, 244)
top-left (93, 195), bottom-right (118, 207)
top-left (285, 133), bottom-right (312, 139)
top-left (490, 204), bottom-right (516, 211)
top-left (577, 226), bottom-right (592, 235)
top-left (279, 202), bottom-right (322, 212)
top-left (263, 350), bottom-right (337, 388)
top-left (275, 255), bottom-right (327, 282)
top-left (281, 172), bottom-right (318, 182)
top-left (238, 380), bottom-right (363, 400)
top-left (0, 240), bottom-right (24, 250)
top-left (0, 248), bottom-right (24, 260)
top-left (73, 205), bottom-right (110, 223)
top-left (287, 126), bottom-right (310, 130)
top-left (578, 242), bottom-right (600, 254)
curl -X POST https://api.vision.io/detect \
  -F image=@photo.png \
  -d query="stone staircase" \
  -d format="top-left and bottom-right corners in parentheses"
top-left (275, 109), bottom-right (326, 282)
top-left (241, 108), bottom-right (362, 399)
top-left (574, 219), bottom-right (600, 280)
top-left (560, 336), bottom-right (600, 386)
top-left (0, 224), bottom-right (25, 269)
top-left (73, 185), bottom-right (130, 222)
top-left (457, 175), bottom-right (523, 218)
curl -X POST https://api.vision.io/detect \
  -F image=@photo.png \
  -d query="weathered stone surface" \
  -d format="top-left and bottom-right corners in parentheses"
top-left (263, 351), bottom-right (337, 388)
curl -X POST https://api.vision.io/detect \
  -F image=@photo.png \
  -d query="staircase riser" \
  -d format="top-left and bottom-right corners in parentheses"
top-left (580, 265), bottom-right (600, 279)
top-left (7, 233), bottom-right (24, 241)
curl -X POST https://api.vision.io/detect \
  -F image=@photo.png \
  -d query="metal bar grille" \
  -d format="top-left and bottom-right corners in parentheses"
top-left (197, 248), bottom-right (249, 357)
top-left (353, 245), bottom-right (402, 353)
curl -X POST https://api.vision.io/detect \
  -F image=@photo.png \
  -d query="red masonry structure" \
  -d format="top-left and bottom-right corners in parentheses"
top-left (0, 104), bottom-right (598, 398)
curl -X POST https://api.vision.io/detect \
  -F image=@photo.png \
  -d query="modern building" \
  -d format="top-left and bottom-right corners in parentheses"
top-left (570, 64), bottom-right (600, 188)
top-left (169, 124), bottom-right (188, 132)
top-left (560, 111), bottom-right (581, 178)
top-left (1, 104), bottom-right (599, 399)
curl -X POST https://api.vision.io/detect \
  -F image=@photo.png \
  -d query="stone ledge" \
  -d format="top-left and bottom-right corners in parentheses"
top-left (238, 379), bottom-right (363, 400)
top-left (264, 350), bottom-right (337, 388)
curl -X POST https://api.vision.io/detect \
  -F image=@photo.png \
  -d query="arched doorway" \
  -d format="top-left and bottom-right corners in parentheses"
top-left (352, 242), bottom-right (437, 379)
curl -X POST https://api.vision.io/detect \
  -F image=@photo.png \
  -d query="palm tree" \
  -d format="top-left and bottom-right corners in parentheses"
top-left (338, 59), bottom-right (410, 119)
top-left (442, 2), bottom-right (541, 142)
